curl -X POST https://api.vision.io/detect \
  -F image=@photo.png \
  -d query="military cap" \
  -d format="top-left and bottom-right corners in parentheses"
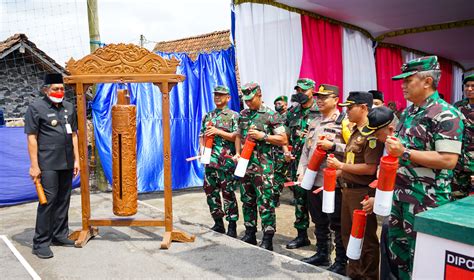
top-left (241, 82), bottom-right (260, 101)
top-left (44, 73), bottom-right (64, 85)
top-left (213, 85), bottom-right (230, 94)
top-left (392, 55), bottom-right (440, 80)
top-left (316, 84), bottom-right (339, 96)
top-left (294, 78), bottom-right (315, 91)
top-left (369, 90), bottom-right (384, 101)
top-left (463, 73), bottom-right (474, 84)
top-left (274, 95), bottom-right (288, 104)
top-left (361, 106), bottom-right (395, 135)
top-left (338, 91), bottom-right (373, 108)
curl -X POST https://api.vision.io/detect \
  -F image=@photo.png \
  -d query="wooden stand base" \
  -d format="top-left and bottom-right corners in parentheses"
top-left (69, 227), bottom-right (99, 248)
top-left (161, 230), bottom-right (196, 249)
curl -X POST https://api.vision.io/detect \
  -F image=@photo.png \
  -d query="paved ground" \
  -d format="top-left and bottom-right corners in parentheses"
top-left (0, 187), bottom-right (348, 279)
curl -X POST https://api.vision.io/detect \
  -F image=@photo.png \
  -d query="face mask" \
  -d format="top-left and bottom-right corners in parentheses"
top-left (293, 92), bottom-right (309, 104)
top-left (48, 91), bottom-right (64, 103)
top-left (275, 105), bottom-right (284, 113)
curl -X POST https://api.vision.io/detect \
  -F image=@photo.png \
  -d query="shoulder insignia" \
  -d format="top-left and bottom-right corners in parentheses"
top-left (369, 138), bottom-right (377, 149)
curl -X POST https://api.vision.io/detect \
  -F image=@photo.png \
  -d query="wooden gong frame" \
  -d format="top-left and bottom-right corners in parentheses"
top-left (64, 44), bottom-right (195, 249)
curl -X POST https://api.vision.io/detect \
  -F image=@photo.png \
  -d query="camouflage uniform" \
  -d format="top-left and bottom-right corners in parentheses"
top-left (389, 91), bottom-right (464, 279)
top-left (286, 101), bottom-right (320, 230)
top-left (200, 106), bottom-right (239, 222)
top-left (272, 111), bottom-right (290, 205)
top-left (452, 98), bottom-right (474, 198)
top-left (238, 103), bottom-right (285, 233)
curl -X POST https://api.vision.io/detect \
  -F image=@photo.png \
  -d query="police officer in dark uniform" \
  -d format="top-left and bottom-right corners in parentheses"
top-left (25, 73), bottom-right (79, 258)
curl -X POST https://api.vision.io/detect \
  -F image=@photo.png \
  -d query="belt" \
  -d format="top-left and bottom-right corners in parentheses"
top-left (339, 180), bottom-right (367, 189)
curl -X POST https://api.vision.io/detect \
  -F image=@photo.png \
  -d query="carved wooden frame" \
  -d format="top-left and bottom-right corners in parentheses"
top-left (64, 44), bottom-right (195, 249)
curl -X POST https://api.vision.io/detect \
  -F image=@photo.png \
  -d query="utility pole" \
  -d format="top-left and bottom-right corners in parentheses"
top-left (87, 0), bottom-right (101, 52)
top-left (140, 34), bottom-right (145, 48)
top-left (87, 0), bottom-right (108, 191)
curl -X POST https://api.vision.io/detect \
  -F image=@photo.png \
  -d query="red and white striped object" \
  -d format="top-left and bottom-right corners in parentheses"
top-left (346, 209), bottom-right (367, 260)
top-left (234, 137), bottom-right (256, 178)
top-left (374, 155), bottom-right (398, 216)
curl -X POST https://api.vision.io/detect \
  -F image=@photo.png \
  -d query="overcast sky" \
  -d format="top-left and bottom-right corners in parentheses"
top-left (0, 0), bottom-right (231, 66)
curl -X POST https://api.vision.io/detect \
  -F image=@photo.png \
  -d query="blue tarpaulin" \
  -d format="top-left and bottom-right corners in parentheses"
top-left (0, 127), bottom-right (80, 206)
top-left (92, 47), bottom-right (239, 192)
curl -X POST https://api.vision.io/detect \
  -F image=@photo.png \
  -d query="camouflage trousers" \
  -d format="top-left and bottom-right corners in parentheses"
top-left (290, 162), bottom-right (309, 230)
top-left (388, 200), bottom-right (430, 280)
top-left (240, 172), bottom-right (276, 233)
top-left (293, 186), bottom-right (309, 230)
top-left (203, 167), bottom-right (239, 221)
top-left (273, 160), bottom-right (290, 205)
top-left (451, 168), bottom-right (473, 199)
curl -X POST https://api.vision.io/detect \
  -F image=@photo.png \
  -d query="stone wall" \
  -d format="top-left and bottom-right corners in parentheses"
top-left (0, 52), bottom-right (74, 119)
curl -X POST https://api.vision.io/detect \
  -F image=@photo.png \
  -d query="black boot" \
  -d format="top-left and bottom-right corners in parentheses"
top-left (327, 258), bottom-right (347, 276)
top-left (286, 229), bottom-right (310, 249)
top-left (259, 232), bottom-right (274, 251)
top-left (210, 218), bottom-right (225, 233)
top-left (328, 232), bottom-right (347, 276)
top-left (227, 221), bottom-right (237, 238)
top-left (241, 226), bottom-right (257, 245)
top-left (301, 240), bottom-right (331, 266)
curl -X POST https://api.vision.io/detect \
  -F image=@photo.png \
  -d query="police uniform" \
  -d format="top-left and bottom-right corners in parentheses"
top-left (286, 78), bottom-right (320, 249)
top-left (389, 56), bottom-right (464, 280)
top-left (200, 86), bottom-right (239, 235)
top-left (25, 86), bottom-right (77, 252)
top-left (238, 82), bottom-right (286, 250)
top-left (339, 91), bottom-right (384, 280)
top-left (297, 84), bottom-right (347, 272)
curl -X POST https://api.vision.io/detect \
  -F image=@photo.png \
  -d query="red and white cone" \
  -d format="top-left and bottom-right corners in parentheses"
top-left (234, 137), bottom-right (256, 178)
top-left (301, 148), bottom-right (327, 190)
top-left (322, 162), bottom-right (336, 213)
top-left (200, 135), bottom-right (214, 164)
top-left (346, 209), bottom-right (367, 260)
top-left (374, 155), bottom-right (398, 216)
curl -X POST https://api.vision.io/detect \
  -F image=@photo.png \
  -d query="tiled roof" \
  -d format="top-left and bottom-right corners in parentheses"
top-left (0, 33), bottom-right (66, 73)
top-left (153, 30), bottom-right (231, 60)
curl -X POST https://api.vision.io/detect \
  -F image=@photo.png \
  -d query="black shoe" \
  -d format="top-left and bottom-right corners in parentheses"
top-left (227, 221), bottom-right (237, 238)
top-left (286, 229), bottom-right (310, 249)
top-left (32, 247), bottom-right (54, 259)
top-left (241, 227), bottom-right (257, 245)
top-left (327, 261), bottom-right (347, 276)
top-left (259, 232), bottom-right (274, 251)
top-left (52, 238), bottom-right (76, 247)
top-left (210, 218), bottom-right (225, 233)
top-left (301, 251), bottom-right (331, 266)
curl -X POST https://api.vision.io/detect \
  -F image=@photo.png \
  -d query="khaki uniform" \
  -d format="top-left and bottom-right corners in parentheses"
top-left (340, 127), bottom-right (384, 280)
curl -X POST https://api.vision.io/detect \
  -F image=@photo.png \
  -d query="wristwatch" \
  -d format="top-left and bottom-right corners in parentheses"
top-left (262, 133), bottom-right (269, 142)
top-left (402, 148), bottom-right (411, 161)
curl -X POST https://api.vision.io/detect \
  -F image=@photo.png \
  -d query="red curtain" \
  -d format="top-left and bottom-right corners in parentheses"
top-left (300, 15), bottom-right (343, 95)
top-left (375, 46), bottom-right (406, 110)
top-left (438, 58), bottom-right (453, 103)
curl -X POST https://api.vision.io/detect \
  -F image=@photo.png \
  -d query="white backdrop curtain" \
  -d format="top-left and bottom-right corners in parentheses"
top-left (452, 65), bottom-right (464, 103)
top-left (342, 28), bottom-right (377, 101)
top-left (234, 2), bottom-right (303, 106)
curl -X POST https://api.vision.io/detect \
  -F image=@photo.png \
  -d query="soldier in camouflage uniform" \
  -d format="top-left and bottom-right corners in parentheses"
top-left (386, 56), bottom-right (464, 280)
top-left (200, 85), bottom-right (240, 237)
top-left (452, 73), bottom-right (474, 198)
top-left (273, 95), bottom-right (290, 206)
top-left (235, 82), bottom-right (287, 251)
top-left (285, 78), bottom-right (320, 249)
